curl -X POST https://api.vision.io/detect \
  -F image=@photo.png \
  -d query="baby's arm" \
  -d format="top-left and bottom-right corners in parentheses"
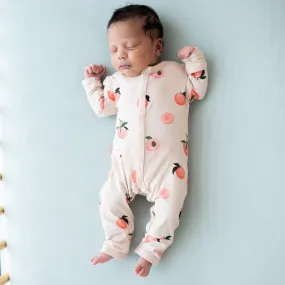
top-left (82, 64), bottom-right (117, 118)
top-left (178, 47), bottom-right (208, 102)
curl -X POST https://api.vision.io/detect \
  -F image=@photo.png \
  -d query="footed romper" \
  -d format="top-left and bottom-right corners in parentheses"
top-left (82, 48), bottom-right (208, 265)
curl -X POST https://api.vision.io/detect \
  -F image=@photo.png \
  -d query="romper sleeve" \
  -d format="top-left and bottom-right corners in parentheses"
top-left (182, 47), bottom-right (208, 102)
top-left (82, 76), bottom-right (118, 118)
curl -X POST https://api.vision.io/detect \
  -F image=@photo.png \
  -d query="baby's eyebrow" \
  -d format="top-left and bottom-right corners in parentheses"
top-left (108, 36), bottom-right (142, 46)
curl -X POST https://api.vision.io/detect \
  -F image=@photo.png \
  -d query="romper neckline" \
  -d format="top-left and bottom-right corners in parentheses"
top-left (142, 61), bottom-right (167, 75)
top-left (119, 61), bottom-right (168, 80)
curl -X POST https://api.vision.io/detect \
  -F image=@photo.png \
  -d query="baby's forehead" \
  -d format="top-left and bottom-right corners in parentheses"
top-left (108, 19), bottom-right (145, 40)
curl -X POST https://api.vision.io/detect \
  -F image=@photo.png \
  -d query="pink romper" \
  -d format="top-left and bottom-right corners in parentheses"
top-left (82, 48), bottom-right (208, 265)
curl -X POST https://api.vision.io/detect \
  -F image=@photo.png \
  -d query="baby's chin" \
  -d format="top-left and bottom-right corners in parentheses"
top-left (123, 71), bottom-right (142, 77)
top-left (117, 66), bottom-right (142, 77)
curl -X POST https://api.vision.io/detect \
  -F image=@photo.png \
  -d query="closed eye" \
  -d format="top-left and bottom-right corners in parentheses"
top-left (110, 47), bottom-right (117, 53)
top-left (126, 44), bottom-right (139, 50)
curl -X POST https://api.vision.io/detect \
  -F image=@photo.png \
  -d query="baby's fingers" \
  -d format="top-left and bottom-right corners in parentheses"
top-left (84, 66), bottom-right (93, 76)
top-left (90, 65), bottom-right (98, 74)
top-left (87, 64), bottom-right (94, 74)
top-left (96, 65), bottom-right (105, 74)
top-left (97, 65), bottom-right (103, 74)
top-left (98, 65), bottom-right (105, 74)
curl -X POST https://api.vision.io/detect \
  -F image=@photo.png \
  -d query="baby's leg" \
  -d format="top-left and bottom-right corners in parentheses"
top-left (135, 178), bottom-right (187, 271)
top-left (91, 170), bottom-right (135, 265)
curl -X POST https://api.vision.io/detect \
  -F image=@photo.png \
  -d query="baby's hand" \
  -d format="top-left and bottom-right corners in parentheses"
top-left (178, 46), bottom-right (196, 60)
top-left (84, 64), bottom-right (106, 79)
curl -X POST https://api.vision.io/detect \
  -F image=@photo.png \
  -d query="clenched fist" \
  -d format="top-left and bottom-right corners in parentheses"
top-left (178, 46), bottom-right (196, 60)
top-left (84, 64), bottom-right (106, 79)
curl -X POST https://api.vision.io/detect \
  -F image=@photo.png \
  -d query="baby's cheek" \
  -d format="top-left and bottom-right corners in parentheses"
top-left (110, 56), bottom-right (118, 68)
top-left (136, 52), bottom-right (152, 68)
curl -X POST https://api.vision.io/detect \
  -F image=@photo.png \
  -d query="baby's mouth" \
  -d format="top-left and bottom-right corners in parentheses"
top-left (119, 64), bottom-right (131, 69)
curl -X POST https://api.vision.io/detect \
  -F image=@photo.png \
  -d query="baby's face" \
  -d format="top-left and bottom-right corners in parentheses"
top-left (108, 19), bottom-right (161, 77)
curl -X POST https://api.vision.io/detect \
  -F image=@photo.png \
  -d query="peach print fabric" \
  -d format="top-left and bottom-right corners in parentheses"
top-left (82, 48), bottom-right (208, 266)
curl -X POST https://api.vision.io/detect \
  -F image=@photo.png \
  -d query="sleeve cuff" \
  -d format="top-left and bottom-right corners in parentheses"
top-left (82, 77), bottom-right (102, 89)
top-left (182, 47), bottom-right (207, 74)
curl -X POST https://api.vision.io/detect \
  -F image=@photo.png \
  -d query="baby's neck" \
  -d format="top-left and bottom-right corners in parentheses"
top-left (148, 58), bottom-right (160, 67)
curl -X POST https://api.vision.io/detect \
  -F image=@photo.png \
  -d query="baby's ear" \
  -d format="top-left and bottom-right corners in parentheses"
top-left (155, 38), bottom-right (163, 56)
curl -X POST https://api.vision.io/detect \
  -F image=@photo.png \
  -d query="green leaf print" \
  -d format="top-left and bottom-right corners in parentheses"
top-left (172, 166), bottom-right (179, 175)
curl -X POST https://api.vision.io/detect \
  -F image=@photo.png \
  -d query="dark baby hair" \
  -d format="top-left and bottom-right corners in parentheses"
top-left (107, 4), bottom-right (164, 40)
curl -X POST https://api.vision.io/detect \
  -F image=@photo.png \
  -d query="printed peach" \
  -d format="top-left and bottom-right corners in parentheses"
top-left (114, 87), bottom-right (121, 102)
top-left (116, 215), bottom-right (128, 229)
top-left (145, 234), bottom-right (158, 243)
top-left (145, 95), bottom-right (150, 107)
top-left (174, 92), bottom-right (186, 106)
top-left (161, 112), bottom-right (174, 124)
top-left (190, 89), bottom-right (200, 101)
top-left (159, 188), bottom-right (170, 199)
top-left (117, 120), bottom-right (128, 139)
top-left (145, 136), bottom-right (160, 151)
top-left (117, 127), bottom-right (127, 139)
top-left (137, 95), bottom-right (150, 108)
top-left (191, 70), bottom-right (206, 80)
top-left (183, 144), bottom-right (188, 155)
top-left (172, 163), bottom-right (185, 179)
top-left (176, 168), bottom-right (185, 179)
top-left (108, 90), bottom-right (115, 101)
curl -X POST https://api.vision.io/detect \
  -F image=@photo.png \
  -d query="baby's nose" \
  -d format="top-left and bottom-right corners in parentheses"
top-left (118, 49), bottom-right (128, 60)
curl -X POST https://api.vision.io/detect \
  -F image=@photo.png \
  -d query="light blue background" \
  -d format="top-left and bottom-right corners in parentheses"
top-left (1, 0), bottom-right (285, 284)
